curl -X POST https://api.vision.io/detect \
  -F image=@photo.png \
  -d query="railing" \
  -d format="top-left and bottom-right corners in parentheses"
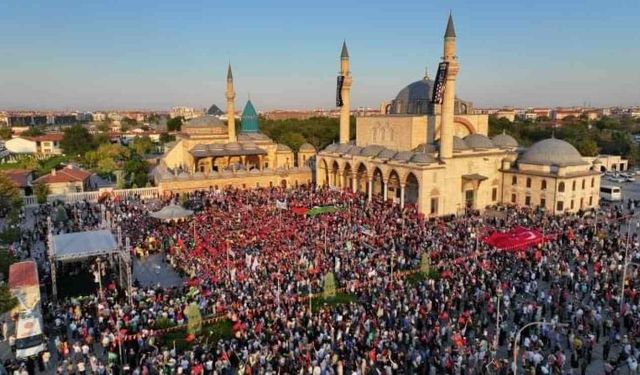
top-left (22, 187), bottom-right (160, 207)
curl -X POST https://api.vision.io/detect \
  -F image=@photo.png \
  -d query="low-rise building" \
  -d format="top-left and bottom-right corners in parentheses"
top-left (33, 165), bottom-right (92, 194)
top-left (1, 169), bottom-right (33, 196)
top-left (5, 134), bottom-right (64, 157)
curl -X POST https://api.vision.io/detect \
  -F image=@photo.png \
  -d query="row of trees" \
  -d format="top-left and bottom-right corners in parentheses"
top-left (60, 125), bottom-right (154, 188)
top-left (489, 116), bottom-right (640, 165)
top-left (260, 116), bottom-right (355, 152)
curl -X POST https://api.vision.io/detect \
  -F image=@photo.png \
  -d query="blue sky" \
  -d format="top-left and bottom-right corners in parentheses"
top-left (0, 0), bottom-right (638, 111)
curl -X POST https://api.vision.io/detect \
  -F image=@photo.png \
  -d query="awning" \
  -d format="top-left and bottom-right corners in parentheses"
top-left (150, 204), bottom-right (194, 221)
top-left (52, 230), bottom-right (119, 261)
top-left (462, 173), bottom-right (488, 181)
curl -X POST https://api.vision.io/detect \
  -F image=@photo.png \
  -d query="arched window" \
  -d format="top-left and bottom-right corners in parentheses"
top-left (526, 178), bottom-right (531, 188)
top-left (512, 176), bottom-right (517, 185)
top-left (541, 180), bottom-right (547, 190)
top-left (572, 181), bottom-right (576, 191)
top-left (558, 182), bottom-right (565, 192)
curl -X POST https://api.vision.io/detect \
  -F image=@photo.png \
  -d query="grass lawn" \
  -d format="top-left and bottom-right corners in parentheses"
top-left (158, 319), bottom-right (233, 352)
top-left (311, 292), bottom-right (356, 312)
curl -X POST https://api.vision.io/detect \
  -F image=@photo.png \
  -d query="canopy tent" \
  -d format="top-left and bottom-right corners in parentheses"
top-left (52, 230), bottom-right (119, 261)
top-left (150, 204), bottom-right (194, 221)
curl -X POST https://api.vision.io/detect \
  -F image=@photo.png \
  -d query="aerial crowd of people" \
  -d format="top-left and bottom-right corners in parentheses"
top-left (4, 184), bottom-right (640, 375)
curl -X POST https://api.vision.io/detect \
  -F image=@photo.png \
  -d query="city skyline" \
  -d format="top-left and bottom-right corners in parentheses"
top-left (1, 0), bottom-right (639, 111)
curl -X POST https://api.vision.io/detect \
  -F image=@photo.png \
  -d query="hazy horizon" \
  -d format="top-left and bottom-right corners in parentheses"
top-left (1, 0), bottom-right (639, 112)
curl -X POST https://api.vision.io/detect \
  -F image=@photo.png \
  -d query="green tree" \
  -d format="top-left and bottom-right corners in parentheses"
top-left (323, 272), bottom-right (336, 299)
top-left (0, 127), bottom-right (12, 140)
top-left (159, 133), bottom-right (176, 144)
top-left (33, 181), bottom-right (50, 204)
top-left (0, 173), bottom-right (22, 220)
top-left (85, 143), bottom-right (129, 176)
top-left (60, 125), bottom-right (95, 157)
top-left (20, 126), bottom-right (45, 137)
top-left (0, 249), bottom-right (17, 280)
top-left (123, 155), bottom-right (149, 188)
top-left (0, 284), bottom-right (17, 313)
top-left (279, 132), bottom-right (307, 151)
top-left (131, 136), bottom-right (155, 155)
top-left (576, 139), bottom-right (599, 157)
top-left (96, 122), bottom-right (111, 132)
top-left (167, 117), bottom-right (184, 132)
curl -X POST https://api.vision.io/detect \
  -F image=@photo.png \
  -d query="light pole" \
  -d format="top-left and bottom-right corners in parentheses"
top-left (621, 218), bottom-right (639, 311)
top-left (494, 288), bottom-right (503, 353)
top-left (512, 321), bottom-right (568, 375)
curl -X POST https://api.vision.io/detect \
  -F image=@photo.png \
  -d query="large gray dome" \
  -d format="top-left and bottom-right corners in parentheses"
top-left (492, 133), bottom-right (518, 148)
top-left (390, 78), bottom-right (435, 115)
top-left (519, 138), bottom-right (586, 166)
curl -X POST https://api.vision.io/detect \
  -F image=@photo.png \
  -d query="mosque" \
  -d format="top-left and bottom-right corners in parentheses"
top-left (155, 66), bottom-right (316, 192)
top-left (316, 14), bottom-right (603, 216)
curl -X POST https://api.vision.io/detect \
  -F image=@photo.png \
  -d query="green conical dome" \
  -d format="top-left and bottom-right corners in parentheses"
top-left (240, 100), bottom-right (259, 133)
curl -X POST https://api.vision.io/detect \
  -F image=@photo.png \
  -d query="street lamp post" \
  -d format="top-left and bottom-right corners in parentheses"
top-left (621, 218), bottom-right (639, 311)
top-left (495, 288), bottom-right (503, 353)
top-left (512, 321), bottom-right (568, 375)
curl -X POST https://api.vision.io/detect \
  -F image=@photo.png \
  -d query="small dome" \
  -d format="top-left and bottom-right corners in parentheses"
top-left (360, 145), bottom-right (386, 157)
top-left (453, 136), bottom-right (469, 151)
top-left (335, 144), bottom-right (352, 154)
top-left (376, 148), bottom-right (397, 160)
top-left (410, 153), bottom-right (436, 164)
top-left (324, 144), bottom-right (339, 153)
top-left (299, 143), bottom-right (316, 152)
top-left (519, 138), bottom-right (586, 166)
top-left (492, 133), bottom-right (518, 148)
top-left (393, 151), bottom-right (414, 162)
top-left (242, 142), bottom-right (258, 149)
top-left (225, 142), bottom-right (242, 150)
top-left (209, 143), bottom-right (225, 150)
top-left (345, 145), bottom-right (363, 155)
top-left (276, 144), bottom-right (292, 153)
top-left (464, 134), bottom-right (494, 149)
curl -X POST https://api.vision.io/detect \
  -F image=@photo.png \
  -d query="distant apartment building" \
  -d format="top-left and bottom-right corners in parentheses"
top-left (0, 112), bottom-right (7, 126)
top-left (494, 109), bottom-right (516, 122)
top-left (75, 112), bottom-right (94, 122)
top-left (8, 115), bottom-right (47, 127)
top-left (92, 112), bottom-right (107, 122)
top-left (551, 108), bottom-right (583, 122)
top-left (518, 108), bottom-right (551, 121)
top-left (170, 106), bottom-right (203, 120)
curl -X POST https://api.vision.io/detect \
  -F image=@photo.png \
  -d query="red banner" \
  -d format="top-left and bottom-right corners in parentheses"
top-left (482, 226), bottom-right (545, 252)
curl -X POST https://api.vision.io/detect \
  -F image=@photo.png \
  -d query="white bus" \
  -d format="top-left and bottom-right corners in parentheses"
top-left (600, 185), bottom-right (622, 201)
top-left (9, 261), bottom-right (46, 359)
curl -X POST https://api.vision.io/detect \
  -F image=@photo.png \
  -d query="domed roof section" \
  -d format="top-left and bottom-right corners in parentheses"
top-left (411, 153), bottom-right (436, 165)
top-left (453, 136), bottom-right (469, 151)
top-left (393, 151), bottom-right (414, 162)
top-left (276, 144), bottom-right (292, 153)
top-left (324, 144), bottom-right (339, 153)
top-left (413, 143), bottom-right (437, 153)
top-left (225, 142), bottom-right (242, 150)
top-left (240, 100), bottom-right (260, 133)
top-left (299, 143), bottom-right (316, 152)
top-left (519, 138), bottom-right (586, 166)
top-left (377, 148), bottom-right (397, 160)
top-left (492, 132), bottom-right (518, 148)
top-left (206, 104), bottom-right (224, 116)
top-left (464, 134), bottom-right (494, 149)
top-left (345, 145), bottom-right (362, 155)
top-left (242, 142), bottom-right (258, 150)
top-left (183, 115), bottom-right (226, 129)
top-left (360, 145), bottom-right (386, 157)
top-left (390, 76), bottom-right (435, 115)
top-left (335, 144), bottom-right (352, 154)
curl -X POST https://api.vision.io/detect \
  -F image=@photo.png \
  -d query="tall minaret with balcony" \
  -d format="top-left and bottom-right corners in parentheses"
top-left (226, 64), bottom-right (236, 142)
top-left (339, 41), bottom-right (352, 144)
top-left (439, 13), bottom-right (458, 159)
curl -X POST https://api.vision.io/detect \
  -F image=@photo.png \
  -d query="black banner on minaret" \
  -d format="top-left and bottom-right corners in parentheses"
top-left (336, 75), bottom-right (345, 107)
top-left (431, 62), bottom-right (449, 104)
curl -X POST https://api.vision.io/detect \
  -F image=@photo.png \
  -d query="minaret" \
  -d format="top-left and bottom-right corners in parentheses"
top-left (226, 64), bottom-right (236, 143)
top-left (339, 41), bottom-right (352, 144)
top-left (439, 13), bottom-right (458, 159)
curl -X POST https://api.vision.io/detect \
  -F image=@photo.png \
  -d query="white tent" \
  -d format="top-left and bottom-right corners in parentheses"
top-left (52, 230), bottom-right (119, 261)
top-left (149, 204), bottom-right (194, 221)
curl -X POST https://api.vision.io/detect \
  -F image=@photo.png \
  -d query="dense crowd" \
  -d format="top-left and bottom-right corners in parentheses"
top-left (5, 185), bottom-right (640, 374)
